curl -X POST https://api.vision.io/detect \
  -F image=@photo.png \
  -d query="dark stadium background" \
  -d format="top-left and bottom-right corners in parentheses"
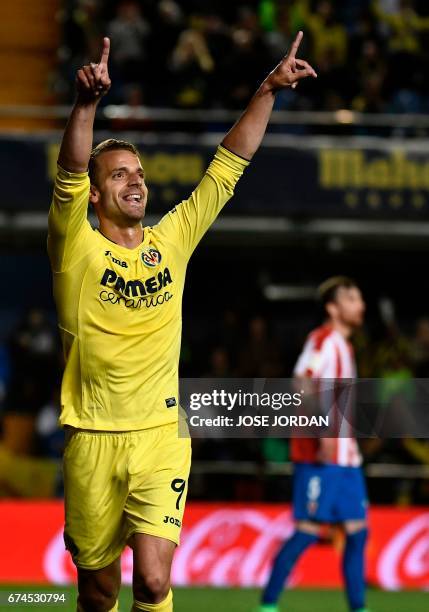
top-left (0, 1), bottom-right (428, 610)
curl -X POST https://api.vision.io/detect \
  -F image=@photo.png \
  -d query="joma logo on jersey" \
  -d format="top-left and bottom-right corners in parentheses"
top-left (142, 248), bottom-right (162, 268)
top-left (100, 267), bottom-right (172, 297)
top-left (163, 515), bottom-right (181, 528)
top-left (104, 250), bottom-right (128, 268)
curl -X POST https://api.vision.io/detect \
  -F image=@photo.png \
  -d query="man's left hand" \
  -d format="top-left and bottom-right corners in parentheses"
top-left (264, 31), bottom-right (317, 92)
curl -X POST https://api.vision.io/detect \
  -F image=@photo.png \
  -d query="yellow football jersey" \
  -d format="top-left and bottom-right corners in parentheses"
top-left (48, 145), bottom-right (248, 430)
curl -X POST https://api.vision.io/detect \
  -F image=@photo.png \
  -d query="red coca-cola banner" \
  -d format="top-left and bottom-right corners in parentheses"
top-left (0, 501), bottom-right (427, 589)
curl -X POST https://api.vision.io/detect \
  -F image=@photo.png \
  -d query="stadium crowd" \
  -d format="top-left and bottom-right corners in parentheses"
top-left (56, 0), bottom-right (429, 114)
top-left (0, 305), bottom-right (428, 505)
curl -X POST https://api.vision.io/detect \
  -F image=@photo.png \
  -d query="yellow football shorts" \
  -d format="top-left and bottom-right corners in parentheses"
top-left (63, 422), bottom-right (191, 570)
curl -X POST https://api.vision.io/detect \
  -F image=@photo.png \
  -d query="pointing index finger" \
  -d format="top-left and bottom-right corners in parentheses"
top-left (289, 30), bottom-right (303, 59)
top-left (99, 37), bottom-right (110, 66)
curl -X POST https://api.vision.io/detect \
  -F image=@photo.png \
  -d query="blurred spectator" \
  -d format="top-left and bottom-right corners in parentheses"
top-left (263, 3), bottom-right (294, 60)
top-left (201, 12), bottom-right (232, 107)
top-left (170, 24), bottom-right (214, 108)
top-left (238, 315), bottom-right (283, 377)
top-left (352, 72), bottom-right (386, 113)
top-left (5, 309), bottom-right (60, 421)
top-left (107, 0), bottom-right (150, 96)
top-left (56, 0), bottom-right (104, 100)
top-left (410, 317), bottom-right (429, 376)
top-left (372, 333), bottom-right (412, 380)
top-left (374, 0), bottom-right (429, 55)
top-left (259, 0), bottom-right (277, 33)
top-left (146, 0), bottom-right (183, 104)
top-left (210, 308), bottom-right (244, 372)
top-left (222, 26), bottom-right (271, 109)
top-left (352, 38), bottom-right (387, 105)
top-left (62, 0), bottom-right (103, 62)
top-left (205, 347), bottom-right (232, 378)
top-left (374, 0), bottom-right (429, 102)
top-left (300, 0), bottom-right (348, 67)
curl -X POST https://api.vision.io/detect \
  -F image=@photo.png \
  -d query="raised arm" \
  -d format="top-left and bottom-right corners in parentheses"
top-left (222, 31), bottom-right (316, 161)
top-left (58, 37), bottom-right (111, 173)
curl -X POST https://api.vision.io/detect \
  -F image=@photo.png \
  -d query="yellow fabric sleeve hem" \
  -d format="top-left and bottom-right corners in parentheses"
top-left (217, 144), bottom-right (251, 168)
top-left (56, 163), bottom-right (89, 180)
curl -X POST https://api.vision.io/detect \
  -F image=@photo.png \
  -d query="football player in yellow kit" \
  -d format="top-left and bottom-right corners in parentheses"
top-left (48, 33), bottom-right (316, 612)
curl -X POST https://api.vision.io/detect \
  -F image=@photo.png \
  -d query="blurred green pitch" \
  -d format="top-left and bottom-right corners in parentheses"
top-left (0, 587), bottom-right (427, 612)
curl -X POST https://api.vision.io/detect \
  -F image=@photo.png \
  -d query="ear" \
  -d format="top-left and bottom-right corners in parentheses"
top-left (89, 184), bottom-right (100, 206)
top-left (325, 302), bottom-right (337, 320)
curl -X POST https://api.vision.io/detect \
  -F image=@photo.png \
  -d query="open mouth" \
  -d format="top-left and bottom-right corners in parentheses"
top-left (123, 194), bottom-right (142, 203)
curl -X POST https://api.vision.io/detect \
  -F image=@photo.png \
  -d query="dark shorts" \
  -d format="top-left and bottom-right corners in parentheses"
top-left (293, 463), bottom-right (368, 523)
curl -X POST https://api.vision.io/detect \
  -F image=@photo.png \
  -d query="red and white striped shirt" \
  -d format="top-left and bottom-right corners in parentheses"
top-left (291, 324), bottom-right (361, 467)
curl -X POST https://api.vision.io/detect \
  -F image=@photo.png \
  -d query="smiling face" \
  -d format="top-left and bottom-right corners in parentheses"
top-left (89, 148), bottom-right (148, 227)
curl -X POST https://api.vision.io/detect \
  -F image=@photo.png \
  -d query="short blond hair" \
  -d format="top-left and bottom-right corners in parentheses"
top-left (88, 139), bottom-right (139, 185)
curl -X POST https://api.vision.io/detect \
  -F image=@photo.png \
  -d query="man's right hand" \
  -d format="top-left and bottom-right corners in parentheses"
top-left (58, 37), bottom-right (111, 172)
top-left (76, 37), bottom-right (111, 104)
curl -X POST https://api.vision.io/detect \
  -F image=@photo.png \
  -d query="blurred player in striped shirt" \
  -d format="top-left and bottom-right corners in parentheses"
top-left (260, 276), bottom-right (370, 612)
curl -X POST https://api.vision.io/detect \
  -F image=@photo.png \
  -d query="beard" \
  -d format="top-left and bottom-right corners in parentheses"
top-left (345, 313), bottom-right (364, 329)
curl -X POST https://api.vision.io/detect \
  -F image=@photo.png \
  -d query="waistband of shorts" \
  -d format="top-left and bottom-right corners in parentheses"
top-left (64, 422), bottom-right (177, 436)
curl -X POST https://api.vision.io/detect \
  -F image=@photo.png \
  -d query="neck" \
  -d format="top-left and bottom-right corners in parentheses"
top-left (99, 219), bottom-right (144, 249)
top-left (328, 319), bottom-right (353, 339)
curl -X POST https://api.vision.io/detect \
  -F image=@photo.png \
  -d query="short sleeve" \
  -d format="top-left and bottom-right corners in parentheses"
top-left (294, 336), bottom-right (337, 378)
